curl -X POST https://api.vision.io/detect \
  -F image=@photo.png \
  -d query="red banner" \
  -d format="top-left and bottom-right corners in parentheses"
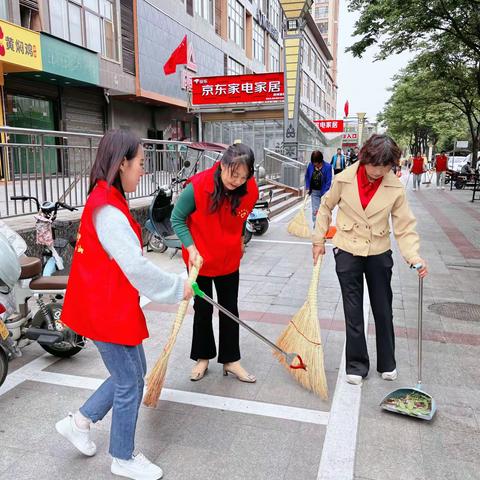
top-left (314, 119), bottom-right (344, 133)
top-left (191, 72), bottom-right (284, 105)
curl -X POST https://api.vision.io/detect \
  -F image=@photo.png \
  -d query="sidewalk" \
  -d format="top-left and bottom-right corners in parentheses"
top-left (0, 173), bottom-right (479, 480)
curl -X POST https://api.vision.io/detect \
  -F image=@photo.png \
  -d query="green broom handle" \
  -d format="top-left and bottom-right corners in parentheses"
top-left (418, 275), bottom-right (423, 386)
top-left (191, 282), bottom-right (286, 357)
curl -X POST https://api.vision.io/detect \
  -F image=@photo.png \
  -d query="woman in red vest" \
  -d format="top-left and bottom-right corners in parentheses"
top-left (410, 152), bottom-right (425, 190)
top-left (56, 130), bottom-right (192, 480)
top-left (435, 150), bottom-right (448, 189)
top-left (171, 143), bottom-right (259, 383)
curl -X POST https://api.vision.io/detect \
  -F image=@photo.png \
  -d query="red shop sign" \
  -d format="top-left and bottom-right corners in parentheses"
top-left (314, 119), bottom-right (344, 133)
top-left (191, 72), bottom-right (284, 105)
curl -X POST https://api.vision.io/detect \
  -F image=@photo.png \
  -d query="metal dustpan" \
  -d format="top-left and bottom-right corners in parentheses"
top-left (380, 272), bottom-right (437, 421)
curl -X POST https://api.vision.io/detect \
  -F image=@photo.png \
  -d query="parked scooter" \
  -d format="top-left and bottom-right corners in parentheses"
top-left (145, 161), bottom-right (191, 255)
top-left (244, 190), bottom-right (273, 244)
top-left (11, 195), bottom-right (78, 276)
top-left (0, 228), bottom-right (86, 388)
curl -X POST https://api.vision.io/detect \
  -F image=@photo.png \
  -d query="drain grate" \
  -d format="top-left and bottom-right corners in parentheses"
top-left (428, 302), bottom-right (480, 322)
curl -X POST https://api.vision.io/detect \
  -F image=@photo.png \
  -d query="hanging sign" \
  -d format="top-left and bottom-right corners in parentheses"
top-left (191, 72), bottom-right (284, 105)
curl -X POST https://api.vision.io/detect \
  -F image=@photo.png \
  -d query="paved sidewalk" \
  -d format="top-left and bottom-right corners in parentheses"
top-left (0, 172), bottom-right (479, 480)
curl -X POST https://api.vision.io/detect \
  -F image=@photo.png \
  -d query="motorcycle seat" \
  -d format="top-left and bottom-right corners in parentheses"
top-left (164, 234), bottom-right (178, 241)
top-left (29, 275), bottom-right (68, 291)
top-left (19, 256), bottom-right (42, 279)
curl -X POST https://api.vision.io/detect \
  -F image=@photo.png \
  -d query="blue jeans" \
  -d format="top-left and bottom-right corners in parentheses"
top-left (80, 341), bottom-right (147, 460)
top-left (310, 189), bottom-right (323, 225)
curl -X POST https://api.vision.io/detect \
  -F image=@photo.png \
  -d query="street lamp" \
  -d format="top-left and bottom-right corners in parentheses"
top-left (279, 0), bottom-right (314, 160)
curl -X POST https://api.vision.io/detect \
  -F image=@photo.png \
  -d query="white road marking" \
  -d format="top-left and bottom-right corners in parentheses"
top-left (317, 281), bottom-right (370, 480)
top-left (251, 239), bottom-right (311, 245)
top-left (17, 369), bottom-right (329, 426)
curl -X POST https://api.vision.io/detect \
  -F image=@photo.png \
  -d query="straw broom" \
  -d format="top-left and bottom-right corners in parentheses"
top-left (287, 195), bottom-right (311, 238)
top-left (275, 257), bottom-right (328, 399)
top-left (143, 265), bottom-right (199, 407)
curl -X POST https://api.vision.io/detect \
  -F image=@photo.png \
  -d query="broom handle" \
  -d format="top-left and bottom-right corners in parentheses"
top-left (308, 256), bottom-right (322, 297)
top-left (174, 265), bottom-right (200, 321)
top-left (418, 275), bottom-right (423, 387)
top-left (191, 283), bottom-right (288, 357)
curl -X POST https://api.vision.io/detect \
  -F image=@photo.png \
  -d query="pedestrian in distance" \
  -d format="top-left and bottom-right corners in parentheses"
top-left (349, 147), bottom-right (360, 165)
top-left (312, 134), bottom-right (428, 386)
top-left (56, 129), bottom-right (193, 480)
top-left (410, 152), bottom-right (425, 190)
top-left (331, 147), bottom-right (346, 175)
top-left (434, 150), bottom-right (448, 189)
top-left (305, 150), bottom-right (333, 225)
top-left (171, 142), bottom-right (259, 383)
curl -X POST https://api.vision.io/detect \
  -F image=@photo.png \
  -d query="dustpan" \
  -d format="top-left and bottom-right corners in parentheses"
top-left (380, 272), bottom-right (436, 421)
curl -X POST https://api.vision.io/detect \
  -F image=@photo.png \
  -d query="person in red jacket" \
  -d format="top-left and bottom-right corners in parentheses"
top-left (55, 130), bottom-right (192, 480)
top-left (410, 152), bottom-right (425, 190)
top-left (435, 150), bottom-right (448, 189)
top-left (171, 143), bottom-right (259, 383)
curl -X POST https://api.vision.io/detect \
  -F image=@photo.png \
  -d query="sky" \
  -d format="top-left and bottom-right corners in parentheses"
top-left (336, 1), bottom-right (415, 124)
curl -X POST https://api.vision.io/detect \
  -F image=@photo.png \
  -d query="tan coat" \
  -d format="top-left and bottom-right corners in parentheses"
top-left (312, 162), bottom-right (420, 263)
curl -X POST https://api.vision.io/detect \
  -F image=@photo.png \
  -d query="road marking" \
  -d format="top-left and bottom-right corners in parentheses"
top-left (251, 238), bottom-right (311, 245)
top-left (13, 368), bottom-right (329, 426)
top-left (317, 281), bottom-right (370, 480)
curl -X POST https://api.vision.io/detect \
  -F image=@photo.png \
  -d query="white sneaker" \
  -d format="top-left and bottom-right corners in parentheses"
top-left (346, 374), bottom-right (363, 385)
top-left (55, 412), bottom-right (96, 456)
top-left (412, 188), bottom-right (417, 191)
top-left (381, 369), bottom-right (398, 381)
top-left (111, 453), bottom-right (163, 480)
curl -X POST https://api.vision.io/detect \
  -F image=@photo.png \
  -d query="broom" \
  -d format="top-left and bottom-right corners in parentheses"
top-left (287, 195), bottom-right (311, 238)
top-left (143, 265), bottom-right (199, 407)
top-left (275, 257), bottom-right (328, 399)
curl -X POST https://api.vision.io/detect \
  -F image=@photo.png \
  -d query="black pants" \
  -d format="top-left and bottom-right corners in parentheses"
top-left (191, 270), bottom-right (240, 364)
top-left (334, 249), bottom-right (395, 377)
top-left (334, 168), bottom-right (343, 175)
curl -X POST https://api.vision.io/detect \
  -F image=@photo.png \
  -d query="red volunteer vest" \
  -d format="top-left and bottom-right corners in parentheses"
top-left (61, 181), bottom-right (147, 346)
top-left (411, 157), bottom-right (424, 174)
top-left (435, 154), bottom-right (447, 172)
top-left (182, 163), bottom-right (259, 277)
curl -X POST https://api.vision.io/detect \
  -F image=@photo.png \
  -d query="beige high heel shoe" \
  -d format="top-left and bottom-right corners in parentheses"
top-left (223, 362), bottom-right (256, 383)
top-left (190, 360), bottom-right (209, 381)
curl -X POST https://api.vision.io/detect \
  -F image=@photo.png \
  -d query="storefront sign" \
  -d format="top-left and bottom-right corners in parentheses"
top-left (256, 8), bottom-right (279, 42)
top-left (191, 72), bottom-right (284, 105)
top-left (343, 132), bottom-right (358, 140)
top-left (315, 119), bottom-right (344, 133)
top-left (40, 34), bottom-right (99, 85)
top-left (0, 20), bottom-right (42, 71)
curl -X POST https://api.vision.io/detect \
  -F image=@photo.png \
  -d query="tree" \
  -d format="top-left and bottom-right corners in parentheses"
top-left (348, 0), bottom-right (480, 167)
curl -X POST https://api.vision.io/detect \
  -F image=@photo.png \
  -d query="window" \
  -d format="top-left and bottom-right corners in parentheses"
top-left (314, 5), bottom-right (328, 18)
top-left (253, 21), bottom-right (264, 63)
top-left (195, 0), bottom-right (213, 24)
top-left (269, 39), bottom-right (280, 71)
top-left (228, 0), bottom-right (244, 48)
top-left (302, 73), bottom-right (309, 99)
top-left (268, 0), bottom-right (280, 32)
top-left (48, 0), bottom-right (119, 60)
top-left (227, 57), bottom-right (244, 75)
top-left (318, 21), bottom-right (328, 35)
top-left (0, 0), bottom-right (8, 20)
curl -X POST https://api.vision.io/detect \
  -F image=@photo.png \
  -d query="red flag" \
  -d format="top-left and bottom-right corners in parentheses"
top-left (163, 35), bottom-right (188, 75)
top-left (344, 100), bottom-right (349, 118)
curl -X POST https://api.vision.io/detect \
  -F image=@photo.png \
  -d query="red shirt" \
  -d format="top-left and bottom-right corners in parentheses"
top-left (357, 164), bottom-right (383, 210)
top-left (435, 154), bottom-right (447, 172)
top-left (182, 163), bottom-right (258, 277)
top-left (61, 181), bottom-right (147, 346)
top-left (411, 156), bottom-right (424, 174)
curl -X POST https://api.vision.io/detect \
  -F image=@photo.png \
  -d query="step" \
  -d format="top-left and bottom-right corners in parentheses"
top-left (269, 191), bottom-right (294, 207)
top-left (269, 196), bottom-right (303, 218)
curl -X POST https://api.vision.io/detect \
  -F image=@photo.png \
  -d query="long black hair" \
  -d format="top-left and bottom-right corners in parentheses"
top-left (210, 143), bottom-right (255, 214)
top-left (88, 129), bottom-right (142, 196)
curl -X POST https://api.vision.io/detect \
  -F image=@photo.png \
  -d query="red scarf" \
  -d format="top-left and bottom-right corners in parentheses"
top-left (357, 164), bottom-right (383, 210)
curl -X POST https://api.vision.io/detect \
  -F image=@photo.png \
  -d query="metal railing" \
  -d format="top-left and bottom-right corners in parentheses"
top-left (0, 126), bottom-right (189, 218)
top-left (258, 148), bottom-right (306, 192)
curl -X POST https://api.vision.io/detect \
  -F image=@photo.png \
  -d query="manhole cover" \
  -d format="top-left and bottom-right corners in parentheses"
top-left (428, 302), bottom-right (480, 322)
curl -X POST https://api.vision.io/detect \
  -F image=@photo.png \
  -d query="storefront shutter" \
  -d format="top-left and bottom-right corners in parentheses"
top-left (120, 0), bottom-right (135, 75)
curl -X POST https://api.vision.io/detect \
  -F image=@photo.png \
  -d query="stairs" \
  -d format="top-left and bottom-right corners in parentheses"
top-left (258, 182), bottom-right (303, 218)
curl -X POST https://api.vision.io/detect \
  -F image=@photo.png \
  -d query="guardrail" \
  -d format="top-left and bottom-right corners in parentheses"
top-left (0, 126), bottom-right (189, 218)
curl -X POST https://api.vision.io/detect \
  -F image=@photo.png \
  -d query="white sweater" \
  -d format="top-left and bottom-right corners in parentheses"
top-left (93, 205), bottom-right (184, 305)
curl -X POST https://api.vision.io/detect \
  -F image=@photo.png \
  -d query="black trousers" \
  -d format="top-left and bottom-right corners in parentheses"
top-left (191, 270), bottom-right (240, 364)
top-left (334, 249), bottom-right (395, 377)
top-left (334, 168), bottom-right (343, 175)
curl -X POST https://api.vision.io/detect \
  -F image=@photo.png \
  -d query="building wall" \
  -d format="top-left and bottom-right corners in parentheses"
top-left (110, 99), bottom-right (154, 137)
